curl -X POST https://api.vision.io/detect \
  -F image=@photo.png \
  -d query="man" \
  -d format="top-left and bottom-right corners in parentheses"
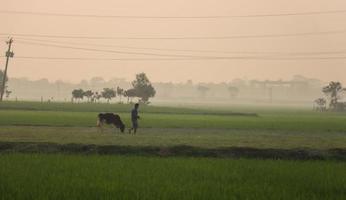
top-left (129, 103), bottom-right (140, 134)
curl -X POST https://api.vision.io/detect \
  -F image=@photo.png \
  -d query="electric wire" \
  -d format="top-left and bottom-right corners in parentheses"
top-left (1, 29), bottom-right (346, 40)
top-left (2, 9), bottom-right (346, 19)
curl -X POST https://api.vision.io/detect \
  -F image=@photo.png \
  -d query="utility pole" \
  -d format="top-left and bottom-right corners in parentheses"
top-left (0, 38), bottom-right (14, 102)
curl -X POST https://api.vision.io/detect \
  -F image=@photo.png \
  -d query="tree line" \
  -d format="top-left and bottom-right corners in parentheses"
top-left (72, 73), bottom-right (156, 104)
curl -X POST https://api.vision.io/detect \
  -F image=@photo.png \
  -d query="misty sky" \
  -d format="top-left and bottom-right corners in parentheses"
top-left (1, 0), bottom-right (346, 83)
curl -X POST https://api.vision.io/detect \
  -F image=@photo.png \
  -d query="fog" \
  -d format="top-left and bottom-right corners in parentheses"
top-left (5, 74), bottom-right (328, 108)
top-left (1, 0), bottom-right (346, 105)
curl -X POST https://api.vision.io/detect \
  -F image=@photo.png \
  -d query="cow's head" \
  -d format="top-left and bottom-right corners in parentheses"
top-left (120, 123), bottom-right (125, 133)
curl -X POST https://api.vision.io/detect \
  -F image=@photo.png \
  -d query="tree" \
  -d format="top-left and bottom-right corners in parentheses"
top-left (313, 98), bottom-right (327, 112)
top-left (124, 88), bottom-right (137, 103)
top-left (5, 90), bottom-right (11, 99)
top-left (83, 90), bottom-right (94, 103)
top-left (197, 85), bottom-right (209, 98)
top-left (322, 81), bottom-right (344, 110)
top-left (116, 86), bottom-right (124, 103)
top-left (90, 77), bottom-right (105, 86)
top-left (92, 92), bottom-right (102, 103)
top-left (101, 88), bottom-right (116, 103)
top-left (131, 73), bottom-right (156, 103)
top-left (228, 86), bottom-right (239, 99)
top-left (72, 89), bottom-right (84, 102)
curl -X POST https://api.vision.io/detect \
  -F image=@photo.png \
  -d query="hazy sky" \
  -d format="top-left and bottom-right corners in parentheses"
top-left (1, 0), bottom-right (346, 83)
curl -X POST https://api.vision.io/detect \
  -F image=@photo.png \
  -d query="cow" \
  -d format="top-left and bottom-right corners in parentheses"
top-left (97, 113), bottom-right (125, 133)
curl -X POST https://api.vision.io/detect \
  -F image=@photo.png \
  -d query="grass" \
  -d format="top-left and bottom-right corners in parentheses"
top-left (1, 101), bottom-right (346, 150)
top-left (1, 109), bottom-right (346, 132)
top-left (0, 101), bottom-right (255, 115)
top-left (0, 102), bottom-right (346, 199)
top-left (0, 154), bottom-right (345, 200)
top-left (1, 126), bottom-right (346, 150)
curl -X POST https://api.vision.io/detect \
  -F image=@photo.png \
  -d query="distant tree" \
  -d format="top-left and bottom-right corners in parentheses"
top-left (197, 85), bottom-right (209, 98)
top-left (79, 80), bottom-right (89, 87)
top-left (131, 73), bottom-right (156, 103)
top-left (322, 81), bottom-right (344, 110)
top-left (101, 88), bottom-right (116, 103)
top-left (83, 90), bottom-right (94, 103)
top-left (228, 86), bottom-right (239, 99)
top-left (124, 88), bottom-right (137, 103)
top-left (92, 92), bottom-right (102, 103)
top-left (90, 77), bottom-right (105, 86)
top-left (313, 98), bottom-right (327, 112)
top-left (5, 90), bottom-right (11, 99)
top-left (72, 89), bottom-right (84, 102)
top-left (186, 80), bottom-right (193, 86)
top-left (159, 82), bottom-right (174, 98)
top-left (116, 86), bottom-right (124, 103)
top-left (35, 78), bottom-right (50, 85)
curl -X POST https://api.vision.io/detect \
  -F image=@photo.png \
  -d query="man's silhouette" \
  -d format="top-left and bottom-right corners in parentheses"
top-left (129, 103), bottom-right (140, 134)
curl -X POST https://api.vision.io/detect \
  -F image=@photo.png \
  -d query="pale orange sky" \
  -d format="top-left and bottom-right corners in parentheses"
top-left (0, 0), bottom-right (346, 83)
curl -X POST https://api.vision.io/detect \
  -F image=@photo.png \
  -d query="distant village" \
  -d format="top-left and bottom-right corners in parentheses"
top-left (5, 75), bottom-right (334, 106)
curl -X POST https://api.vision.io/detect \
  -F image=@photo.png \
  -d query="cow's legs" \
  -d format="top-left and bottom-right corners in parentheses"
top-left (113, 123), bottom-right (120, 134)
top-left (97, 119), bottom-right (104, 133)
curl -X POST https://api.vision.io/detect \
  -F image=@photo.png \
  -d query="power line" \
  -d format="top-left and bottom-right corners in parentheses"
top-left (17, 37), bottom-right (266, 54)
top-left (15, 40), bottom-right (223, 58)
top-left (16, 40), bottom-right (346, 60)
top-left (2, 9), bottom-right (346, 19)
top-left (13, 55), bottom-right (346, 61)
top-left (2, 29), bottom-right (346, 40)
top-left (16, 37), bottom-right (346, 56)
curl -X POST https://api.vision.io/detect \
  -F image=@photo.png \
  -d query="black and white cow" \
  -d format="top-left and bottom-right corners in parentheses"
top-left (97, 113), bottom-right (125, 133)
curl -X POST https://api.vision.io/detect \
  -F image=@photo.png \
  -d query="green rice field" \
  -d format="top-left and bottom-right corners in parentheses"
top-left (0, 101), bottom-right (345, 199)
top-left (0, 154), bottom-right (345, 200)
